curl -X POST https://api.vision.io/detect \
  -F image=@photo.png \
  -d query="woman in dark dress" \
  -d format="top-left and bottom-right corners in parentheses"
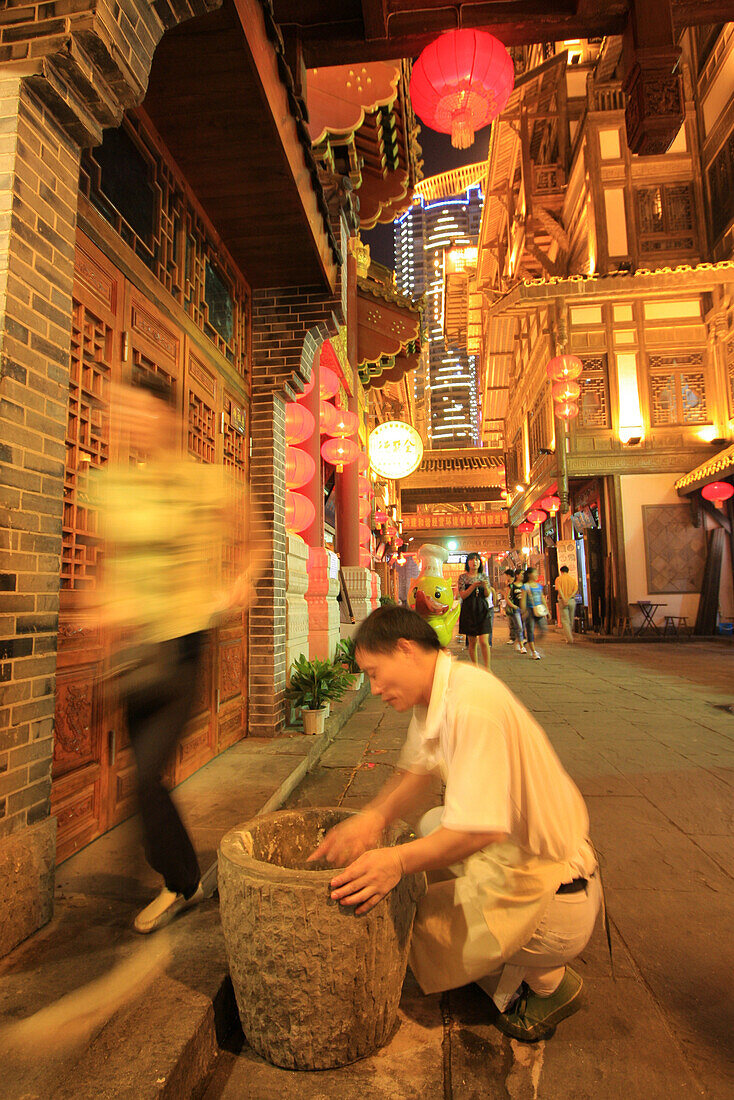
top-left (457, 552), bottom-right (496, 670)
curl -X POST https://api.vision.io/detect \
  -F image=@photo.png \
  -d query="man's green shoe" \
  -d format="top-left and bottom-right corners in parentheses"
top-left (494, 967), bottom-right (584, 1042)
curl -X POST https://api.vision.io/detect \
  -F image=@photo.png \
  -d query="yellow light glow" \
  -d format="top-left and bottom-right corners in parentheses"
top-left (697, 426), bottom-right (717, 443)
top-left (368, 421), bottom-right (424, 480)
top-left (446, 246), bottom-right (478, 272)
top-left (616, 353), bottom-right (644, 445)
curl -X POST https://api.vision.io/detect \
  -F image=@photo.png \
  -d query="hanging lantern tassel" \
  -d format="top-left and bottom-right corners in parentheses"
top-left (701, 481), bottom-right (734, 510)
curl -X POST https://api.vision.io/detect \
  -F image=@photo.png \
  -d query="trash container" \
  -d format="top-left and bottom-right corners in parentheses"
top-left (218, 807), bottom-right (425, 1070)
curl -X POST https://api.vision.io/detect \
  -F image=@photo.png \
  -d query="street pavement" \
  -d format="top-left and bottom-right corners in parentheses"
top-left (205, 626), bottom-right (734, 1100)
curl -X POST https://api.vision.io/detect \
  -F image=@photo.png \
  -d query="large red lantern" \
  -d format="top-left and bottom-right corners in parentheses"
top-left (552, 379), bottom-right (581, 402)
top-left (541, 495), bottom-right (561, 514)
top-left (359, 548), bottom-right (371, 568)
top-left (701, 481), bottom-right (734, 509)
top-left (527, 509), bottom-right (548, 525)
top-left (285, 490), bottom-right (315, 533)
top-left (358, 522), bottom-right (372, 547)
top-left (358, 475), bottom-right (371, 497)
top-left (319, 364), bottom-right (339, 400)
top-left (325, 408), bottom-right (358, 439)
top-left (516, 521), bottom-right (534, 534)
top-left (285, 446), bottom-right (316, 490)
top-left (358, 452), bottom-right (369, 473)
top-left (546, 355), bottom-right (583, 382)
top-left (320, 400), bottom-right (339, 435)
top-left (321, 436), bottom-right (360, 472)
top-left (359, 496), bottom-right (371, 520)
top-left (374, 510), bottom-right (388, 524)
top-left (410, 30), bottom-right (515, 149)
top-left (555, 400), bottom-right (579, 421)
top-left (285, 403), bottom-right (315, 445)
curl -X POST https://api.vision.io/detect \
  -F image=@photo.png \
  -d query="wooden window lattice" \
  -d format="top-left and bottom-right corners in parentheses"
top-left (727, 338), bottom-right (734, 418)
top-left (708, 128), bottom-right (734, 240)
top-left (635, 184), bottom-right (695, 253)
top-left (577, 355), bottom-right (610, 430)
top-left (528, 389), bottom-right (551, 466)
top-left (649, 352), bottom-right (708, 426)
top-left (62, 302), bottom-right (112, 589)
top-left (188, 392), bottom-right (217, 463)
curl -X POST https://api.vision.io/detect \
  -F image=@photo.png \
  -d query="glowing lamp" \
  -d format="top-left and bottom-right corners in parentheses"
top-left (285, 490), bottom-right (315, 533)
top-left (374, 510), bottom-right (388, 524)
top-left (321, 436), bottom-right (360, 472)
top-left (527, 509), bottom-right (548, 525)
top-left (358, 475), bottom-right (371, 497)
top-left (701, 481), bottom-right (734, 509)
top-left (368, 421), bottom-right (423, 479)
top-left (516, 521), bottom-right (534, 534)
top-left (319, 364), bottom-right (339, 400)
top-left (555, 400), bottom-right (579, 421)
top-left (541, 495), bottom-right (561, 514)
top-left (358, 522), bottom-right (372, 546)
top-left (359, 548), bottom-right (371, 568)
top-left (285, 446), bottom-right (316, 490)
top-left (325, 408), bottom-right (358, 439)
top-left (552, 379), bottom-right (580, 402)
top-left (410, 29), bottom-right (514, 149)
top-left (285, 403), bottom-right (315, 445)
top-left (546, 355), bottom-right (583, 382)
top-left (359, 497), bottom-right (371, 520)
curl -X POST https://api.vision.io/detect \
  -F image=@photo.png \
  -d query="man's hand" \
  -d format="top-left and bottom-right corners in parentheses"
top-left (308, 809), bottom-right (385, 867)
top-left (328, 847), bottom-right (403, 915)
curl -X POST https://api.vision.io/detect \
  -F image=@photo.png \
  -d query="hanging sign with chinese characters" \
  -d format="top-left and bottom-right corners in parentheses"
top-left (368, 421), bottom-right (423, 480)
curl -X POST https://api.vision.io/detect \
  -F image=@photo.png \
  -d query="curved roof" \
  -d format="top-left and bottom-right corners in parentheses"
top-left (413, 163), bottom-right (487, 203)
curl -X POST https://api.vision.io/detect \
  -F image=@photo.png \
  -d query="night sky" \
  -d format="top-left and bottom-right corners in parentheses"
top-left (362, 123), bottom-right (492, 268)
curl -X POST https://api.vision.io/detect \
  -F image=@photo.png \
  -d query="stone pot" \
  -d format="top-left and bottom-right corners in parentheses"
top-left (218, 807), bottom-right (426, 1070)
top-left (301, 707), bottom-right (326, 735)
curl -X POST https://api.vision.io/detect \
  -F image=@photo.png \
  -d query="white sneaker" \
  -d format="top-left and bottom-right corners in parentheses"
top-left (505, 640), bottom-right (515, 646)
top-left (134, 882), bottom-right (204, 934)
top-left (519, 646), bottom-right (527, 654)
top-left (533, 653), bottom-right (542, 660)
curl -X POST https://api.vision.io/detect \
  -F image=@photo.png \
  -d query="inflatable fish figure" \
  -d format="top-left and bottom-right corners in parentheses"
top-left (407, 543), bottom-right (460, 647)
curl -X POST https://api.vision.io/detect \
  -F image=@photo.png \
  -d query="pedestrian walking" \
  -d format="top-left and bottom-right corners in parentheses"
top-left (521, 566), bottom-right (549, 660)
top-left (508, 568), bottom-right (527, 653)
top-left (457, 552), bottom-right (496, 670)
top-left (502, 568), bottom-right (518, 645)
top-left (555, 566), bottom-right (578, 644)
top-left (311, 606), bottom-right (600, 1043)
top-left (92, 373), bottom-right (258, 934)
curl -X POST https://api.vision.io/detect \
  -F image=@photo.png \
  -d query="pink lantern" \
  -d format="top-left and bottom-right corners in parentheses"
top-left (358, 521), bottom-right (371, 547)
top-left (321, 436), bottom-right (360, 472)
top-left (358, 475), bottom-right (371, 497)
top-left (285, 490), bottom-right (315, 533)
top-left (319, 364), bottom-right (339, 400)
top-left (410, 29), bottom-right (514, 149)
top-left (285, 403), bottom-right (315, 445)
top-left (320, 400), bottom-right (339, 435)
top-left (359, 497), bottom-right (371, 520)
top-left (546, 355), bottom-right (583, 382)
top-left (374, 510), bottom-right (388, 524)
top-left (701, 481), bottom-right (734, 509)
top-left (541, 495), bottom-right (561, 514)
top-left (527, 509), bottom-right (548, 525)
top-left (325, 408), bottom-right (358, 439)
top-left (555, 400), bottom-right (579, 421)
top-left (516, 521), bottom-right (534, 534)
top-left (359, 548), bottom-right (371, 568)
top-left (285, 446), bottom-right (315, 490)
top-left (551, 379), bottom-right (581, 403)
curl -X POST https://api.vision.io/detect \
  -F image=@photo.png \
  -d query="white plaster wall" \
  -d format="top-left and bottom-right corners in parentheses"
top-left (620, 472), bottom-right (701, 625)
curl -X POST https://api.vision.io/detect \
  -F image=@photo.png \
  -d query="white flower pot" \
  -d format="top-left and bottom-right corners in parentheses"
top-left (348, 672), bottom-right (364, 691)
top-left (302, 708), bottom-right (326, 736)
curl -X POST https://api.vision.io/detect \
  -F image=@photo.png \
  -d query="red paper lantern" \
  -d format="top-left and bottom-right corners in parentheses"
top-left (552, 379), bottom-right (580, 403)
top-left (285, 490), bottom-right (315, 533)
top-left (285, 446), bottom-right (316, 490)
top-left (321, 436), bottom-right (360, 471)
top-left (324, 408), bottom-right (358, 439)
top-left (285, 403), bottom-right (315, 445)
top-left (541, 495), bottom-right (561, 514)
top-left (374, 510), bottom-right (388, 524)
top-left (555, 400), bottom-right (579, 421)
top-left (359, 496), bottom-right (371, 520)
top-left (527, 509), bottom-right (548, 524)
top-left (319, 364), bottom-right (339, 400)
top-left (517, 521), bottom-right (534, 534)
top-left (546, 355), bottom-right (583, 382)
top-left (358, 452), bottom-right (369, 473)
top-left (358, 521), bottom-right (372, 546)
top-left (701, 481), bottom-right (734, 508)
top-left (410, 29), bottom-right (514, 149)
top-left (359, 548), bottom-right (371, 568)
top-left (320, 400), bottom-right (339, 435)
top-left (358, 475), bottom-right (371, 497)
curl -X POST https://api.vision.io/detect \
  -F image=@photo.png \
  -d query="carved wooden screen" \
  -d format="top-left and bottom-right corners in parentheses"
top-left (727, 337), bottom-right (734, 419)
top-left (528, 390), bottom-right (552, 467)
top-left (648, 352), bottom-right (708, 426)
top-left (635, 185), bottom-right (696, 255)
top-left (577, 355), bottom-right (610, 430)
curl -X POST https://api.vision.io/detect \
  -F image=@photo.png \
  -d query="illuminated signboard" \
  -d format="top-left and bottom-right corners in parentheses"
top-left (368, 421), bottom-right (424, 480)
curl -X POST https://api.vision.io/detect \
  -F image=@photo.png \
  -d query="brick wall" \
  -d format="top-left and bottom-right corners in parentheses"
top-left (249, 286), bottom-right (341, 736)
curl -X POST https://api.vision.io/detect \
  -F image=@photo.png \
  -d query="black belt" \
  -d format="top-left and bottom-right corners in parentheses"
top-left (556, 877), bottom-right (587, 895)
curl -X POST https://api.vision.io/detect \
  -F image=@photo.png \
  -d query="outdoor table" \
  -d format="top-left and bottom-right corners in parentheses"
top-left (633, 601), bottom-right (667, 635)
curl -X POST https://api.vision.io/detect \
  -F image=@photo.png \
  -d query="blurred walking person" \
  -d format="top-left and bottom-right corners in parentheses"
top-left (521, 566), bottom-right (549, 660)
top-left (555, 566), bottom-right (578, 645)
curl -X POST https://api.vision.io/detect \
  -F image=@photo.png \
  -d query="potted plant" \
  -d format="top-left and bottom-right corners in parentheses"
top-left (334, 637), bottom-right (364, 690)
top-left (287, 655), bottom-right (354, 735)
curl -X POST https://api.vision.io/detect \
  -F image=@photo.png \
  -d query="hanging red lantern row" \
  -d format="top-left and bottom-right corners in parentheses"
top-left (321, 436), bottom-right (360, 472)
top-left (358, 521), bottom-right (372, 547)
top-left (285, 403), bottom-right (315, 446)
top-left (285, 446), bottom-right (315, 490)
top-left (527, 509), bottom-right (548, 525)
top-left (555, 400), bottom-right (580, 421)
top-left (546, 355), bottom-right (583, 382)
top-left (701, 481), bottom-right (734, 509)
top-left (359, 496), bottom-right (371, 520)
top-left (358, 475), bottom-right (371, 497)
top-left (551, 379), bottom-right (580, 402)
top-left (541, 495), bottom-right (561, 514)
top-left (516, 521), bottom-right (534, 534)
top-left (327, 408), bottom-right (359, 439)
top-left (285, 490), bottom-right (315, 533)
top-left (547, 355), bottom-right (582, 421)
top-left (358, 452), bottom-right (369, 473)
top-left (410, 29), bottom-right (514, 150)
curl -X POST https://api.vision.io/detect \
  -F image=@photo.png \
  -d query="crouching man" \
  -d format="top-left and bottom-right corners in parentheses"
top-left (309, 606), bottom-right (600, 1042)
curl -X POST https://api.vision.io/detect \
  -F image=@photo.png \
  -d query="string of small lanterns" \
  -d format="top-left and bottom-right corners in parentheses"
top-left (547, 355), bottom-right (583, 421)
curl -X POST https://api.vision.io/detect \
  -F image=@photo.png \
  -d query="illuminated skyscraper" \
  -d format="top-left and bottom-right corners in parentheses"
top-left (394, 178), bottom-right (483, 449)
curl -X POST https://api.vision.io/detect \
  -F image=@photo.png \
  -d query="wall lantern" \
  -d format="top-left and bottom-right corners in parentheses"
top-left (527, 509), bottom-right (548, 525)
top-left (701, 481), bottom-right (734, 509)
top-left (546, 355), bottom-right (583, 382)
top-left (358, 522), bottom-right (372, 547)
top-left (551, 379), bottom-right (581, 402)
top-left (368, 421), bottom-right (424, 479)
top-left (516, 521), bottom-right (534, 534)
top-left (555, 400), bottom-right (580, 421)
top-left (541, 495), bottom-right (561, 514)
top-left (285, 403), bottom-right (315, 445)
top-left (321, 436), bottom-right (360, 472)
top-left (410, 29), bottom-right (514, 149)
top-left (285, 490), bottom-right (315, 533)
top-left (285, 445), bottom-right (316, 490)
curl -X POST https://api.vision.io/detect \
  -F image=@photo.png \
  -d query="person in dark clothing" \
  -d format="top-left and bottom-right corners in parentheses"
top-left (457, 552), bottom-right (496, 670)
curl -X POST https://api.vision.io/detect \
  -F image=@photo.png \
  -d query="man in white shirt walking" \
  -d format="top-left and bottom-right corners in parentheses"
top-left (310, 606), bottom-right (600, 1042)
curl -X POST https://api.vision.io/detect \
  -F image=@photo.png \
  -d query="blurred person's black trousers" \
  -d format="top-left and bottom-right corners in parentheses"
top-left (124, 631), bottom-right (206, 898)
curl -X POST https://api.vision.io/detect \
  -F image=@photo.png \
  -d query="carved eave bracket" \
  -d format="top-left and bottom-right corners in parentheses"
top-left (623, 48), bottom-right (684, 156)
